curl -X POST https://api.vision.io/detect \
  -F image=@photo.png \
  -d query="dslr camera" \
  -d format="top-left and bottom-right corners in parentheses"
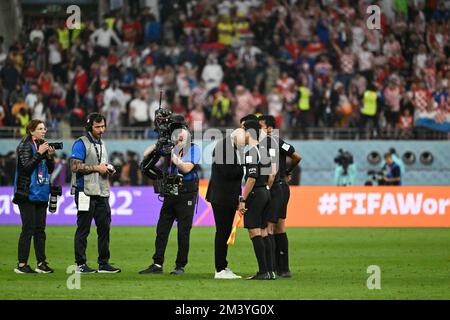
top-left (367, 170), bottom-right (386, 186)
top-left (36, 140), bottom-right (63, 151)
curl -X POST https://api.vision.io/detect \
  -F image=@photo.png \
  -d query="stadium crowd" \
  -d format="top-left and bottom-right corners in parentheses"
top-left (0, 0), bottom-right (449, 139)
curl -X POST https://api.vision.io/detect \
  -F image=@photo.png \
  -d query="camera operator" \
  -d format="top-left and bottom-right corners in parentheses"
top-left (382, 152), bottom-right (402, 186)
top-left (385, 148), bottom-right (405, 177)
top-left (13, 119), bottom-right (55, 274)
top-left (139, 125), bottom-right (201, 276)
top-left (70, 113), bottom-right (121, 274)
top-left (334, 150), bottom-right (357, 186)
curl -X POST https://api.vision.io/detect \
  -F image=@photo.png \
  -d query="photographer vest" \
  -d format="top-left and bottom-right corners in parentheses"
top-left (71, 136), bottom-right (110, 197)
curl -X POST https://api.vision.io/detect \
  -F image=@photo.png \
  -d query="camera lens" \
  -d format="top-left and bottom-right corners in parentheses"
top-left (49, 142), bottom-right (63, 150)
top-left (49, 195), bottom-right (58, 213)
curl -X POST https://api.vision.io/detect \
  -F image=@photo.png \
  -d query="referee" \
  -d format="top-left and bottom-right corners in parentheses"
top-left (239, 120), bottom-right (273, 280)
top-left (259, 115), bottom-right (301, 277)
top-left (206, 128), bottom-right (246, 279)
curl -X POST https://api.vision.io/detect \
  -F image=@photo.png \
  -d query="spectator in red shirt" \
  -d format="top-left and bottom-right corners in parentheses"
top-left (74, 65), bottom-right (88, 97)
top-left (38, 71), bottom-right (53, 99)
top-left (23, 60), bottom-right (41, 83)
top-left (122, 16), bottom-right (142, 45)
top-left (304, 35), bottom-right (325, 59)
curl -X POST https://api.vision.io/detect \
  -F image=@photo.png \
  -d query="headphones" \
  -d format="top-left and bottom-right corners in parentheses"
top-left (85, 113), bottom-right (106, 132)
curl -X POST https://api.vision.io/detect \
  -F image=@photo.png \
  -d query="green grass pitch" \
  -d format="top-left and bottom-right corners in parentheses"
top-left (0, 226), bottom-right (449, 299)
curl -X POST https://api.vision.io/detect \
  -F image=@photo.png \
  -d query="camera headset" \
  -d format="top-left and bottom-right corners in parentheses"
top-left (85, 113), bottom-right (107, 133)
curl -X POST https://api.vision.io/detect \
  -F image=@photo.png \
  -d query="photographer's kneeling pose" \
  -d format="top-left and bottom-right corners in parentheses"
top-left (139, 124), bottom-right (200, 276)
top-left (70, 113), bottom-right (121, 274)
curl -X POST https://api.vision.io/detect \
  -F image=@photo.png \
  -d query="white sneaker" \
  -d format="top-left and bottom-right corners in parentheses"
top-left (214, 268), bottom-right (242, 279)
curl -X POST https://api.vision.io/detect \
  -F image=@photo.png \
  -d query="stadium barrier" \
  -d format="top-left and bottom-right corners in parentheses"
top-left (1, 184), bottom-right (449, 227)
top-left (1, 126), bottom-right (448, 140)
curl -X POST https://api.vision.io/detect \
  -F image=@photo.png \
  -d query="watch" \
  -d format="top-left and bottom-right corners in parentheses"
top-left (239, 196), bottom-right (246, 203)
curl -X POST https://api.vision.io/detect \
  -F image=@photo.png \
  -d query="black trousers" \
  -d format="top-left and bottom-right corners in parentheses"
top-left (212, 203), bottom-right (236, 272)
top-left (74, 195), bottom-right (111, 266)
top-left (153, 192), bottom-right (197, 268)
top-left (18, 201), bottom-right (48, 264)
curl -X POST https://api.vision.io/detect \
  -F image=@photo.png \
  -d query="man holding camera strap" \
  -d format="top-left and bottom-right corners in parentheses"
top-left (139, 126), bottom-right (201, 276)
top-left (70, 113), bottom-right (120, 274)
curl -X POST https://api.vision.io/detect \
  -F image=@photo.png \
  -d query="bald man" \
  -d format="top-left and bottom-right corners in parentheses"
top-left (206, 128), bottom-right (246, 279)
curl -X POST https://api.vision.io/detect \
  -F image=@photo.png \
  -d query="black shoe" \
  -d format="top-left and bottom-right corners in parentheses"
top-left (170, 267), bottom-right (184, 275)
top-left (35, 262), bottom-right (54, 274)
top-left (277, 271), bottom-right (292, 278)
top-left (98, 263), bottom-right (121, 273)
top-left (76, 264), bottom-right (97, 274)
top-left (14, 265), bottom-right (37, 274)
top-left (269, 271), bottom-right (277, 280)
top-left (246, 272), bottom-right (271, 280)
top-left (139, 264), bottom-right (163, 274)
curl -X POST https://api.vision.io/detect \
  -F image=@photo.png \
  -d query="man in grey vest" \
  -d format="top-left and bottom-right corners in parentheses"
top-left (70, 113), bottom-right (121, 273)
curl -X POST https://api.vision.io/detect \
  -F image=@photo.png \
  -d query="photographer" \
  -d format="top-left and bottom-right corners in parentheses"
top-left (334, 150), bottom-right (356, 186)
top-left (70, 113), bottom-right (121, 274)
top-left (382, 153), bottom-right (402, 186)
top-left (139, 125), bottom-right (201, 276)
top-left (13, 119), bottom-right (55, 274)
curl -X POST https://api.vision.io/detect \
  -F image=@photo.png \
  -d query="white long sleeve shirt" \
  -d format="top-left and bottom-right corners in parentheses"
top-left (201, 64), bottom-right (224, 91)
top-left (90, 28), bottom-right (122, 48)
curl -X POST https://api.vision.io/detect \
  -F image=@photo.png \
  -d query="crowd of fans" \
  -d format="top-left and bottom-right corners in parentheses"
top-left (0, 0), bottom-right (449, 139)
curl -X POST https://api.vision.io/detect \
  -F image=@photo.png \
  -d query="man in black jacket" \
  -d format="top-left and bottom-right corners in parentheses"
top-left (206, 128), bottom-right (246, 279)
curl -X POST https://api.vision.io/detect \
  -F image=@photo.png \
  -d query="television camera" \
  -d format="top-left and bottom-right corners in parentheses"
top-left (140, 91), bottom-right (187, 196)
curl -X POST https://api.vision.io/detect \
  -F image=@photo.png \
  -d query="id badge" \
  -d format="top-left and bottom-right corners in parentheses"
top-left (78, 192), bottom-right (90, 211)
top-left (269, 148), bottom-right (276, 157)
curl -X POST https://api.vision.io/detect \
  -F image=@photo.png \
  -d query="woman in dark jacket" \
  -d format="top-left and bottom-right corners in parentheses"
top-left (13, 119), bottom-right (55, 273)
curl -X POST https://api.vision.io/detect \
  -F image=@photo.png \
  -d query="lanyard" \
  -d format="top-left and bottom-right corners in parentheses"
top-left (93, 142), bottom-right (102, 164)
top-left (31, 139), bottom-right (46, 184)
top-left (87, 133), bottom-right (102, 164)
